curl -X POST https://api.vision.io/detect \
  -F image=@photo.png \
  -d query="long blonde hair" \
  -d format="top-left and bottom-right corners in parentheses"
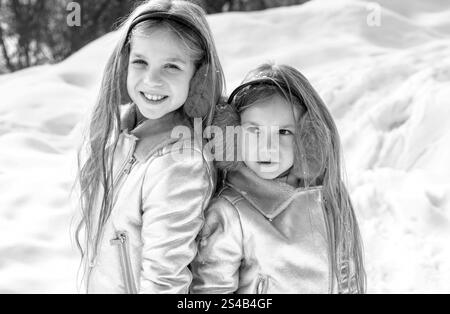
top-left (229, 63), bottom-right (366, 293)
top-left (75, 0), bottom-right (225, 267)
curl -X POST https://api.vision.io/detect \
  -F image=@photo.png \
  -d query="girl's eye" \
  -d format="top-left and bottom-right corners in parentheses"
top-left (131, 59), bottom-right (147, 66)
top-left (279, 129), bottom-right (294, 136)
top-left (246, 126), bottom-right (260, 134)
top-left (165, 64), bottom-right (181, 71)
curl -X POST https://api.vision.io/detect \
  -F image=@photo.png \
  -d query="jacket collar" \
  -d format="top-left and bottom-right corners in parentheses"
top-left (120, 104), bottom-right (192, 162)
top-left (226, 166), bottom-right (322, 220)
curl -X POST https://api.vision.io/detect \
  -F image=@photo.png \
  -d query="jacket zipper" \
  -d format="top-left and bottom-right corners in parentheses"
top-left (111, 139), bottom-right (137, 190)
top-left (255, 275), bottom-right (269, 294)
top-left (107, 142), bottom-right (138, 294)
top-left (110, 154), bottom-right (137, 210)
top-left (123, 155), bottom-right (137, 174)
top-left (85, 154), bottom-right (138, 292)
top-left (110, 231), bottom-right (138, 294)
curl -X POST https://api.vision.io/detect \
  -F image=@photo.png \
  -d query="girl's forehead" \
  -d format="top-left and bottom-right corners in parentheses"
top-left (241, 94), bottom-right (299, 125)
top-left (129, 28), bottom-right (192, 61)
top-left (131, 26), bottom-right (177, 47)
top-left (131, 23), bottom-right (168, 37)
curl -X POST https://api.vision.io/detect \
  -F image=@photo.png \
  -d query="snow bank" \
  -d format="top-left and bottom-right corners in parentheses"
top-left (0, 0), bottom-right (449, 293)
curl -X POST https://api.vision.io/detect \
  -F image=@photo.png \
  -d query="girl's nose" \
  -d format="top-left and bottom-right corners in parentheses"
top-left (143, 69), bottom-right (163, 87)
top-left (257, 129), bottom-right (275, 161)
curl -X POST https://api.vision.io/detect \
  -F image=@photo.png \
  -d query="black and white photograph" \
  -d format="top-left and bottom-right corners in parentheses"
top-left (0, 0), bottom-right (449, 295)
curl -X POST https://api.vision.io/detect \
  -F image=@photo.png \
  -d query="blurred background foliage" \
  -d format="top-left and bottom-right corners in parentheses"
top-left (0, 0), bottom-right (310, 73)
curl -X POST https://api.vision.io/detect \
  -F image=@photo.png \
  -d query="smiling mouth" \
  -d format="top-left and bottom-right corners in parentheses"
top-left (140, 92), bottom-right (169, 103)
top-left (258, 161), bottom-right (276, 165)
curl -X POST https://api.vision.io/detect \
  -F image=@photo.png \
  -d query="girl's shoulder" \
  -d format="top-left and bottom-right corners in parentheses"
top-left (216, 185), bottom-right (244, 206)
top-left (158, 134), bottom-right (205, 158)
top-left (203, 186), bottom-right (244, 229)
top-left (205, 184), bottom-right (246, 219)
top-left (137, 127), bottom-right (216, 184)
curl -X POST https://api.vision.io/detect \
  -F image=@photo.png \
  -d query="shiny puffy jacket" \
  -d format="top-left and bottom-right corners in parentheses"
top-left (190, 166), bottom-right (339, 294)
top-left (85, 105), bottom-right (215, 294)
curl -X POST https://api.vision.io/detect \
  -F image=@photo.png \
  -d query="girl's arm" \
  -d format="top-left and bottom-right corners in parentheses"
top-left (190, 197), bottom-right (244, 294)
top-left (139, 146), bottom-right (212, 294)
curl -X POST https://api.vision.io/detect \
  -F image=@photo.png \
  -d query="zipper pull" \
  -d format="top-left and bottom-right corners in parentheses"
top-left (123, 156), bottom-right (136, 174)
top-left (110, 231), bottom-right (127, 245)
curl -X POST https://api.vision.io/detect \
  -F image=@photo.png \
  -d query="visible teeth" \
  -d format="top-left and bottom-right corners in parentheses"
top-left (143, 93), bottom-right (165, 101)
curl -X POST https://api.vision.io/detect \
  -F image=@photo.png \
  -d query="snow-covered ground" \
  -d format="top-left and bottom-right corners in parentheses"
top-left (0, 0), bottom-right (449, 293)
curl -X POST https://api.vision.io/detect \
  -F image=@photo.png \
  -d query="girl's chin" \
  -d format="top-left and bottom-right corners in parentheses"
top-left (136, 108), bottom-right (166, 120)
top-left (247, 164), bottom-right (283, 180)
top-left (134, 103), bottom-right (171, 119)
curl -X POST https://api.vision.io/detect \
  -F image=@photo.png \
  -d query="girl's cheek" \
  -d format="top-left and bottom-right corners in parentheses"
top-left (280, 138), bottom-right (295, 157)
top-left (126, 68), bottom-right (139, 84)
top-left (279, 136), bottom-right (294, 149)
top-left (239, 134), bottom-right (257, 161)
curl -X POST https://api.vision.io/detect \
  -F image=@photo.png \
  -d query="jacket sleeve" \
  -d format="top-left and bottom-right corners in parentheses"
top-left (190, 196), bottom-right (244, 294)
top-left (139, 146), bottom-right (213, 294)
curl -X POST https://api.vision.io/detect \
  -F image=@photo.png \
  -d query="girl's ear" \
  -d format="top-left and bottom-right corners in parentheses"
top-left (184, 63), bottom-right (214, 118)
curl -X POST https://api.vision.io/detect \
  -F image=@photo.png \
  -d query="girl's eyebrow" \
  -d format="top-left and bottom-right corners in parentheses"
top-left (130, 52), bottom-right (147, 59)
top-left (243, 121), bottom-right (295, 129)
top-left (130, 53), bottom-right (187, 65)
top-left (242, 121), bottom-right (259, 126)
top-left (166, 57), bottom-right (187, 65)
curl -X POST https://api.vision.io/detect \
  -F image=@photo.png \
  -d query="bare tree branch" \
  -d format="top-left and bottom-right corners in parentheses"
top-left (89, 0), bottom-right (113, 29)
top-left (0, 2), bottom-right (15, 72)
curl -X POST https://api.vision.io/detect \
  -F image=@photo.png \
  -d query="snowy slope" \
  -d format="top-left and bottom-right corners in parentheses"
top-left (0, 0), bottom-right (449, 293)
